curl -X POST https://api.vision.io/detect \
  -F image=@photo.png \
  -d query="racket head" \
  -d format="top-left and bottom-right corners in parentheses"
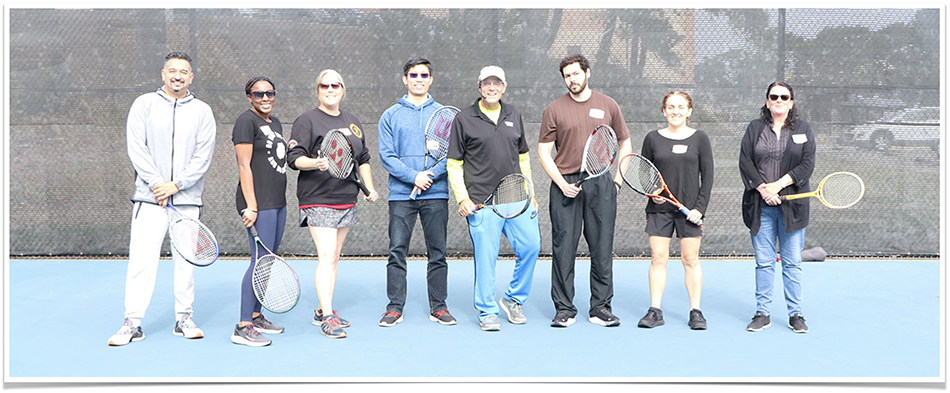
top-left (579, 124), bottom-right (619, 178)
top-left (619, 153), bottom-right (663, 196)
top-left (320, 129), bottom-right (355, 179)
top-left (167, 215), bottom-right (219, 266)
top-left (489, 173), bottom-right (532, 219)
top-left (424, 106), bottom-right (459, 161)
top-left (816, 172), bottom-right (865, 208)
top-left (252, 255), bottom-right (301, 314)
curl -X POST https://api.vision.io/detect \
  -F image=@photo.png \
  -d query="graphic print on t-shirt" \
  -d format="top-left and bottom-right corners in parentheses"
top-left (261, 124), bottom-right (287, 174)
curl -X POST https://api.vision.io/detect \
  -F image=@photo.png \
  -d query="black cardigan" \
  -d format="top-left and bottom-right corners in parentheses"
top-left (738, 118), bottom-right (816, 236)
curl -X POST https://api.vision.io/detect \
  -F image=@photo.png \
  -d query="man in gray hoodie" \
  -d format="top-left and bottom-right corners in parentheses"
top-left (109, 52), bottom-right (216, 346)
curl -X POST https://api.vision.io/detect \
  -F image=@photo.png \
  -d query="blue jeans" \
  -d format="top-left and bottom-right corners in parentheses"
top-left (467, 205), bottom-right (541, 320)
top-left (751, 205), bottom-right (805, 317)
top-left (386, 199), bottom-right (449, 314)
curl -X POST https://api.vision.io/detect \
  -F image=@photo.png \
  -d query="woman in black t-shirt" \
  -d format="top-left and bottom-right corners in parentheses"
top-left (287, 69), bottom-right (379, 339)
top-left (230, 76), bottom-right (288, 347)
top-left (636, 91), bottom-right (714, 331)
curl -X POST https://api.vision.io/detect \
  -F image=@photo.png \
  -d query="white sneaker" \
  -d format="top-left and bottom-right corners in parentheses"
top-left (173, 316), bottom-right (204, 339)
top-left (108, 320), bottom-right (144, 346)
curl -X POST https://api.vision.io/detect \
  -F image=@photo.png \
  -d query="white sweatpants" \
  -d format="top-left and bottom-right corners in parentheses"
top-left (124, 202), bottom-right (198, 324)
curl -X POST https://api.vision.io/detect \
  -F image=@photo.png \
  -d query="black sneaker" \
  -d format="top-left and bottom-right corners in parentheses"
top-left (788, 314), bottom-right (808, 333)
top-left (638, 307), bottom-right (665, 328)
top-left (747, 312), bottom-right (771, 332)
top-left (589, 306), bottom-right (620, 327)
top-left (688, 309), bottom-right (707, 330)
top-left (313, 309), bottom-right (351, 328)
top-left (550, 311), bottom-right (575, 328)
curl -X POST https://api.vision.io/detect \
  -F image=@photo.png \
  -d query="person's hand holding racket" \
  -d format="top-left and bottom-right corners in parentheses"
top-left (152, 181), bottom-right (180, 207)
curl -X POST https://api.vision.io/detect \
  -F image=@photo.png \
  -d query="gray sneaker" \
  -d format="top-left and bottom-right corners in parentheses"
top-left (314, 309), bottom-right (351, 328)
top-left (252, 314), bottom-right (284, 334)
top-left (480, 315), bottom-right (501, 331)
top-left (499, 298), bottom-right (527, 324)
top-left (688, 309), bottom-right (707, 330)
top-left (550, 311), bottom-right (575, 328)
top-left (638, 307), bottom-right (665, 328)
top-left (231, 324), bottom-right (271, 347)
top-left (788, 314), bottom-right (808, 333)
top-left (747, 312), bottom-right (771, 332)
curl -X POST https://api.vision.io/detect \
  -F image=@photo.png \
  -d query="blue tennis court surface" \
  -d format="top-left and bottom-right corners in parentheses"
top-left (5, 257), bottom-right (943, 386)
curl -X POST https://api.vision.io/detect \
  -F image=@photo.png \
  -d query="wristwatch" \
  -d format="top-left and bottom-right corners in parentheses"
top-left (175, 180), bottom-right (183, 190)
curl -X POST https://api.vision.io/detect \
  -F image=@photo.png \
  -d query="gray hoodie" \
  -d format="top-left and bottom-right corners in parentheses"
top-left (127, 87), bottom-right (216, 206)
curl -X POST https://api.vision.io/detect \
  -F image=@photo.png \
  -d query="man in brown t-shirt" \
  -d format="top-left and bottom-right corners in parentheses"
top-left (538, 54), bottom-right (632, 328)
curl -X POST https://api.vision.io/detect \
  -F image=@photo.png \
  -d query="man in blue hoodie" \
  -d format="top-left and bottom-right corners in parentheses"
top-left (377, 58), bottom-right (455, 327)
top-left (109, 52), bottom-right (216, 346)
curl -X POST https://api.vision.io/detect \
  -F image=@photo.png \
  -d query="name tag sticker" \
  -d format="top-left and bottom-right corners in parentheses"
top-left (504, 121), bottom-right (514, 128)
top-left (426, 140), bottom-right (440, 151)
top-left (672, 144), bottom-right (688, 154)
top-left (792, 134), bottom-right (808, 144)
top-left (589, 108), bottom-right (605, 119)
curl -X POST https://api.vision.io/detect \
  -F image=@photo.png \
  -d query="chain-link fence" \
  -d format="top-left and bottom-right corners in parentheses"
top-left (8, 8), bottom-right (941, 258)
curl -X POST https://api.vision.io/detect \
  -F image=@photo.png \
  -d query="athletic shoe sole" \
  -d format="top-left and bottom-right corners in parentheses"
top-left (550, 317), bottom-right (575, 328)
top-left (230, 334), bottom-right (271, 347)
top-left (747, 323), bottom-right (771, 332)
top-left (378, 315), bottom-right (403, 327)
top-left (589, 316), bottom-right (620, 327)
top-left (429, 315), bottom-right (458, 326)
top-left (788, 324), bottom-right (808, 333)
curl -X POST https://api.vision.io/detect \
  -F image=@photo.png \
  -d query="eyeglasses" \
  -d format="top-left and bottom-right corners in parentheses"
top-left (408, 73), bottom-right (430, 79)
top-left (481, 80), bottom-right (504, 87)
top-left (769, 94), bottom-right (791, 101)
top-left (319, 82), bottom-right (342, 90)
top-left (251, 90), bottom-right (276, 99)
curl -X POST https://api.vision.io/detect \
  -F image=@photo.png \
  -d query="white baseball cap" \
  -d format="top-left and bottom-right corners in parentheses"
top-left (478, 66), bottom-right (506, 84)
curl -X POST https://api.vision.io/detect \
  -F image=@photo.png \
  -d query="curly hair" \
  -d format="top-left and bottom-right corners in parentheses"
top-left (559, 53), bottom-right (590, 76)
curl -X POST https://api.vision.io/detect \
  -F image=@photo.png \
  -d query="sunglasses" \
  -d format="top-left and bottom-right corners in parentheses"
top-left (408, 73), bottom-right (430, 79)
top-left (769, 94), bottom-right (791, 101)
top-left (319, 82), bottom-right (342, 90)
top-left (250, 90), bottom-right (276, 99)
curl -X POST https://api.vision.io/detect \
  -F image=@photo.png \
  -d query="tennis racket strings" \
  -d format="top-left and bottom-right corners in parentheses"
top-left (818, 172), bottom-right (865, 208)
top-left (492, 175), bottom-right (531, 218)
top-left (581, 125), bottom-right (619, 177)
top-left (322, 131), bottom-right (354, 179)
top-left (622, 155), bottom-right (662, 195)
top-left (252, 254), bottom-right (300, 314)
top-left (168, 218), bottom-right (218, 264)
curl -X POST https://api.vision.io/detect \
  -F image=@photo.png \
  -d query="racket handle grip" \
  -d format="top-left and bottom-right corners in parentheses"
top-left (249, 225), bottom-right (259, 238)
top-left (561, 197), bottom-right (574, 206)
top-left (678, 206), bottom-right (703, 226)
top-left (358, 182), bottom-right (370, 197)
top-left (410, 187), bottom-right (418, 199)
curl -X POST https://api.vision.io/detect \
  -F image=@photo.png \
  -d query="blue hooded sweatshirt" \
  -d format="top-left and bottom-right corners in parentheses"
top-left (377, 94), bottom-right (449, 201)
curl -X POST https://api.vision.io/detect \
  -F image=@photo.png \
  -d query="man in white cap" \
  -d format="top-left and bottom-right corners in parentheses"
top-left (447, 65), bottom-right (541, 332)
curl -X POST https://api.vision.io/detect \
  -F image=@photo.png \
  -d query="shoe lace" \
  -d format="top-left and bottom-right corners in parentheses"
top-left (180, 317), bottom-right (198, 329)
top-left (432, 310), bottom-right (449, 318)
top-left (255, 315), bottom-right (272, 326)
top-left (324, 315), bottom-right (341, 330)
top-left (384, 310), bottom-right (400, 319)
top-left (246, 325), bottom-right (262, 339)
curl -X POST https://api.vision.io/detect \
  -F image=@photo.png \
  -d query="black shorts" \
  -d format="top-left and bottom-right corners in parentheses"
top-left (645, 211), bottom-right (703, 238)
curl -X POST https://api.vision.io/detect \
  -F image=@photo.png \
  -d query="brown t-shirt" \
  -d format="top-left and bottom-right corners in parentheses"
top-left (539, 90), bottom-right (630, 174)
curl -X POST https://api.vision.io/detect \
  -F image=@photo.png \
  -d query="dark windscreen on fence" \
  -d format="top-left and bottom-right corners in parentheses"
top-left (8, 8), bottom-right (941, 258)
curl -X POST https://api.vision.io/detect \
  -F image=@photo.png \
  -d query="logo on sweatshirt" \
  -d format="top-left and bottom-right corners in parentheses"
top-left (350, 124), bottom-right (363, 139)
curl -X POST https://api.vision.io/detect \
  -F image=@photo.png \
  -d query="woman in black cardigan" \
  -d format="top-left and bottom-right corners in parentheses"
top-left (738, 82), bottom-right (816, 334)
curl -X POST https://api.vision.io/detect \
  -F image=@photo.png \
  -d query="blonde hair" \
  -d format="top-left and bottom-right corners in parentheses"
top-left (315, 69), bottom-right (346, 101)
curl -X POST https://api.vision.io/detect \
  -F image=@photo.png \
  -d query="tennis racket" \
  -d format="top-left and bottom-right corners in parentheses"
top-left (165, 202), bottom-right (219, 266)
top-left (562, 124), bottom-right (619, 206)
top-left (411, 105), bottom-right (460, 199)
top-left (249, 225), bottom-right (300, 314)
top-left (781, 172), bottom-right (865, 209)
top-left (321, 129), bottom-right (370, 196)
top-left (619, 153), bottom-right (702, 226)
top-left (470, 173), bottom-right (532, 219)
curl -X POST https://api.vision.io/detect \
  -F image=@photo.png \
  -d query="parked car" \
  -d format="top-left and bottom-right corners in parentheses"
top-left (839, 107), bottom-right (940, 152)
